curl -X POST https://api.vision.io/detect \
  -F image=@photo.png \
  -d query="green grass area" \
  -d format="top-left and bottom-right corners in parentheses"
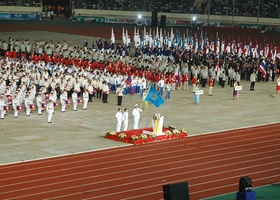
top-left (205, 183), bottom-right (280, 200)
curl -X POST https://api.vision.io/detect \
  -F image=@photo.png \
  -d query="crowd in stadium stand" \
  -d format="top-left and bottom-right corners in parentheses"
top-left (1, 0), bottom-right (279, 18)
top-left (71, 0), bottom-right (280, 18)
top-left (208, 0), bottom-right (280, 18)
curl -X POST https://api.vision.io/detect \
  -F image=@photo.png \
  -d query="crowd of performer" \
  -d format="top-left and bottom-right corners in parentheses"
top-left (0, 33), bottom-right (280, 122)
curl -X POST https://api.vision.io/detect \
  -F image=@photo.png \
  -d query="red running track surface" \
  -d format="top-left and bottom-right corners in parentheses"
top-left (0, 123), bottom-right (280, 200)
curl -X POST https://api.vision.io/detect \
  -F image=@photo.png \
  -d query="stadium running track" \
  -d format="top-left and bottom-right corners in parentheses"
top-left (0, 123), bottom-right (280, 200)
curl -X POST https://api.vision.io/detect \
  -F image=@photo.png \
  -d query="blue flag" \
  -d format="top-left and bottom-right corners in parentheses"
top-left (144, 85), bottom-right (165, 108)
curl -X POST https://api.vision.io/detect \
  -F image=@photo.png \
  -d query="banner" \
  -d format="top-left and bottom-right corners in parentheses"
top-left (105, 17), bottom-right (119, 23)
top-left (119, 18), bottom-right (136, 24)
top-left (11, 14), bottom-right (40, 20)
top-left (0, 14), bottom-right (40, 20)
top-left (0, 14), bottom-right (11, 19)
top-left (105, 17), bottom-right (137, 24)
top-left (175, 20), bottom-right (191, 25)
top-left (76, 16), bottom-right (105, 22)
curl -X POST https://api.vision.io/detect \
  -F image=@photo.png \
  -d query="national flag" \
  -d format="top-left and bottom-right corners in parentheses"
top-left (142, 26), bottom-right (146, 46)
top-left (144, 85), bottom-right (164, 108)
top-left (221, 39), bottom-right (225, 54)
top-left (122, 27), bottom-right (126, 45)
top-left (125, 75), bottom-right (131, 85)
top-left (141, 30), bottom-right (145, 46)
top-left (133, 26), bottom-right (137, 45)
top-left (111, 27), bottom-right (115, 44)
top-left (194, 39), bottom-right (198, 53)
top-left (216, 38), bottom-right (220, 55)
top-left (273, 47), bottom-right (277, 61)
top-left (259, 60), bottom-right (267, 78)
top-left (125, 29), bottom-right (130, 46)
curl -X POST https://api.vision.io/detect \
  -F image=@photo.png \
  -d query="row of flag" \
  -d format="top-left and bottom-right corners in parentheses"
top-left (110, 27), bottom-right (280, 60)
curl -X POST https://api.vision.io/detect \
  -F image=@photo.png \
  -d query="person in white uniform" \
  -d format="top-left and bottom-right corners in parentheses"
top-left (24, 92), bottom-right (31, 116)
top-left (72, 90), bottom-right (78, 111)
top-left (36, 92), bottom-right (43, 115)
top-left (12, 93), bottom-right (20, 118)
top-left (60, 89), bottom-right (67, 112)
top-left (132, 104), bottom-right (142, 129)
top-left (0, 95), bottom-right (5, 119)
top-left (115, 108), bottom-right (123, 132)
top-left (46, 99), bottom-right (54, 123)
top-left (82, 89), bottom-right (89, 110)
top-left (122, 108), bottom-right (129, 131)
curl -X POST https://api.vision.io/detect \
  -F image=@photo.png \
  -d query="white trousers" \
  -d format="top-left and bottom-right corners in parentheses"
top-left (37, 104), bottom-right (42, 115)
top-left (73, 101), bottom-right (77, 111)
top-left (61, 102), bottom-right (66, 112)
top-left (0, 107), bottom-right (4, 119)
top-left (83, 100), bottom-right (88, 109)
top-left (116, 122), bottom-right (122, 132)
top-left (26, 106), bottom-right (31, 116)
top-left (48, 109), bottom-right (53, 122)
top-left (123, 120), bottom-right (128, 131)
top-left (133, 117), bottom-right (140, 129)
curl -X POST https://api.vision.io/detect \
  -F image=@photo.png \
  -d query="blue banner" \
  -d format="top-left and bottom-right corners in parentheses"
top-left (0, 13), bottom-right (40, 20)
top-left (0, 14), bottom-right (11, 19)
top-left (11, 14), bottom-right (40, 20)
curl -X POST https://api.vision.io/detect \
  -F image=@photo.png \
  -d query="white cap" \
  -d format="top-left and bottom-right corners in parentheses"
top-left (135, 104), bottom-right (138, 107)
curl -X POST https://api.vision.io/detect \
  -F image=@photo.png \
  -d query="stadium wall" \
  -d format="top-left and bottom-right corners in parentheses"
top-left (73, 9), bottom-right (280, 26)
top-left (0, 6), bottom-right (41, 14)
top-left (0, 6), bottom-right (279, 27)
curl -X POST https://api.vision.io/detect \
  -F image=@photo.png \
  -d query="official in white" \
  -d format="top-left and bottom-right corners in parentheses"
top-left (82, 89), bottom-right (89, 110)
top-left (72, 90), bottom-right (78, 111)
top-left (132, 104), bottom-right (142, 129)
top-left (36, 92), bottom-right (43, 115)
top-left (0, 95), bottom-right (5, 119)
top-left (60, 89), bottom-right (67, 112)
top-left (24, 92), bottom-right (31, 116)
top-left (12, 93), bottom-right (19, 118)
top-left (46, 99), bottom-right (54, 123)
top-left (122, 108), bottom-right (129, 131)
top-left (115, 108), bottom-right (123, 132)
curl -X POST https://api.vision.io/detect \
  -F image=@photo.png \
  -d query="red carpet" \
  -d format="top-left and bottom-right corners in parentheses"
top-left (105, 127), bottom-right (188, 145)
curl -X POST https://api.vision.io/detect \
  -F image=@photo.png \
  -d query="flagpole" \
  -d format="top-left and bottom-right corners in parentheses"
top-left (141, 84), bottom-right (151, 110)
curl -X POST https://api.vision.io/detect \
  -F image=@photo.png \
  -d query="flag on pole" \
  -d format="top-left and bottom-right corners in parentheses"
top-left (122, 27), bottom-right (126, 45)
top-left (177, 65), bottom-right (181, 85)
top-left (259, 59), bottom-right (267, 78)
top-left (144, 85), bottom-right (165, 108)
top-left (142, 26), bottom-right (146, 46)
top-left (111, 27), bottom-right (115, 44)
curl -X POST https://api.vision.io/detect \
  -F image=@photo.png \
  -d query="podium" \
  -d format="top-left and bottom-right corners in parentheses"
top-left (152, 116), bottom-right (164, 135)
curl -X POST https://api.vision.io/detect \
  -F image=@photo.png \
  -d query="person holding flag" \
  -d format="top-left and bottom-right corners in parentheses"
top-left (259, 58), bottom-right (267, 82)
top-left (142, 89), bottom-right (148, 111)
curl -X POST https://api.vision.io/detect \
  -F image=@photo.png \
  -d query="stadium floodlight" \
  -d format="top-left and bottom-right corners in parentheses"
top-left (192, 16), bottom-right (196, 22)
top-left (137, 14), bottom-right (142, 26)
